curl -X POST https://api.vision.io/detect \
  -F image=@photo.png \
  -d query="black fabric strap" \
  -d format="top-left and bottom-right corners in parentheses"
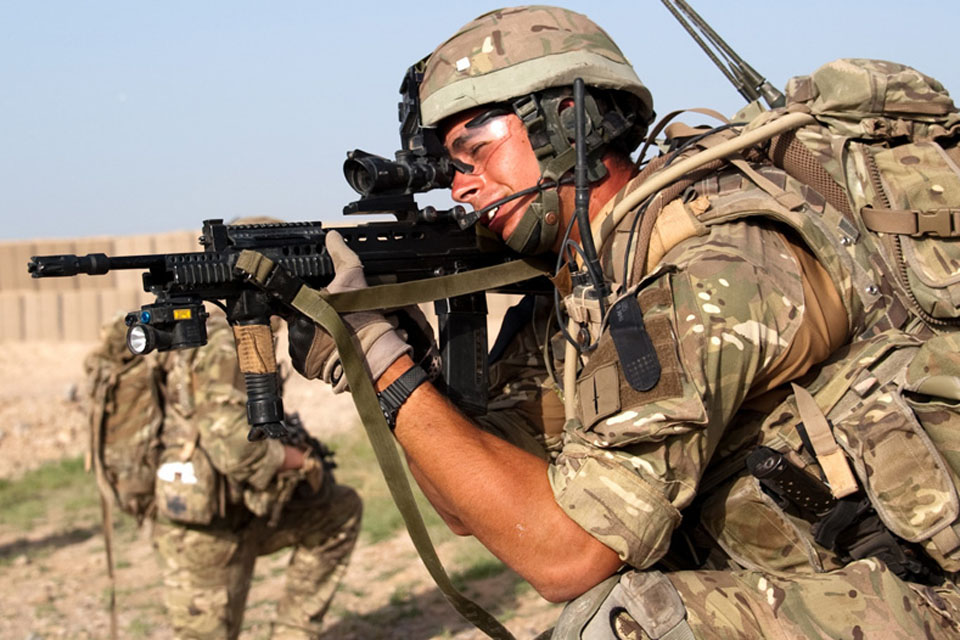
top-left (378, 364), bottom-right (428, 430)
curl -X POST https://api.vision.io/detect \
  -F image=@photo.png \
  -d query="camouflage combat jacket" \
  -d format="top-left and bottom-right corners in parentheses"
top-left (490, 155), bottom-right (910, 574)
top-left (157, 315), bottom-right (291, 524)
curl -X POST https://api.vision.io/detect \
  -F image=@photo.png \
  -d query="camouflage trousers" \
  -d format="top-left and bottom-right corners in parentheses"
top-left (153, 482), bottom-right (362, 640)
top-left (563, 559), bottom-right (960, 639)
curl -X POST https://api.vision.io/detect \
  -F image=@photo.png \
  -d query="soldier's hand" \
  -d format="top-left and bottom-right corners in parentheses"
top-left (395, 304), bottom-right (441, 381)
top-left (287, 230), bottom-right (410, 391)
top-left (300, 455), bottom-right (326, 493)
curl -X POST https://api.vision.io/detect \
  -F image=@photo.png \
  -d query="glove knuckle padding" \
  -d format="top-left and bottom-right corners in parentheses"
top-left (288, 316), bottom-right (318, 377)
top-left (288, 316), bottom-right (334, 380)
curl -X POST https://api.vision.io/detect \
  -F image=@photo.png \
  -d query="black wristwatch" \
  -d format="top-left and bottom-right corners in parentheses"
top-left (377, 364), bottom-right (429, 431)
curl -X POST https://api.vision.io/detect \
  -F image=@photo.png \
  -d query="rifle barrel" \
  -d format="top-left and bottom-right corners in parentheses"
top-left (28, 253), bottom-right (166, 278)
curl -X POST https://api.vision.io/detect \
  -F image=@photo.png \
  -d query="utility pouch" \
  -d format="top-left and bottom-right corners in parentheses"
top-left (552, 571), bottom-right (694, 640)
top-left (756, 329), bottom-right (960, 572)
top-left (865, 140), bottom-right (960, 319)
top-left (154, 445), bottom-right (219, 525)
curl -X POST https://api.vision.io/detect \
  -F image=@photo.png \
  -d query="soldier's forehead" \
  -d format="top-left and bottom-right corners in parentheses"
top-left (447, 116), bottom-right (511, 152)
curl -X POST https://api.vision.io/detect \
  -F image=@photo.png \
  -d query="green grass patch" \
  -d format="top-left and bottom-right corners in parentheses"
top-left (0, 456), bottom-right (100, 531)
top-left (33, 601), bottom-right (60, 619)
top-left (384, 585), bottom-right (422, 619)
top-left (449, 538), bottom-right (509, 591)
top-left (325, 428), bottom-right (453, 544)
top-left (126, 615), bottom-right (153, 638)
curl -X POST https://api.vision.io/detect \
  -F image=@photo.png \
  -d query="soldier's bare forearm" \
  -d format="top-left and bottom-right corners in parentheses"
top-left (379, 357), bottom-right (622, 601)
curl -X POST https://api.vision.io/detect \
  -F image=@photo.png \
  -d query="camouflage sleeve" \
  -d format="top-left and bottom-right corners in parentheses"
top-left (549, 222), bottom-right (806, 570)
top-left (189, 321), bottom-right (286, 490)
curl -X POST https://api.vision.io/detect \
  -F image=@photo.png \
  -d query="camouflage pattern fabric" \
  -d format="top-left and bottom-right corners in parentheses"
top-left (753, 58), bottom-right (960, 324)
top-left (608, 559), bottom-right (960, 639)
top-left (153, 482), bottom-right (361, 640)
top-left (551, 219), bottom-right (807, 570)
top-left (478, 153), bottom-right (960, 634)
top-left (85, 315), bottom-right (164, 521)
top-left (157, 316), bottom-right (287, 510)
top-left (419, 5), bottom-right (651, 127)
top-left (475, 295), bottom-right (566, 460)
top-left (145, 315), bottom-right (362, 639)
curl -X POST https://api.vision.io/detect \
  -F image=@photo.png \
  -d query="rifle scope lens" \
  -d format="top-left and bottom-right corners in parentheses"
top-left (126, 324), bottom-right (155, 355)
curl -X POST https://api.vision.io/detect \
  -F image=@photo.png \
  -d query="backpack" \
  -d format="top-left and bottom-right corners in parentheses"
top-left (596, 58), bottom-right (960, 581)
top-left (734, 60), bottom-right (960, 579)
top-left (764, 58), bottom-right (960, 327)
top-left (85, 317), bottom-right (165, 524)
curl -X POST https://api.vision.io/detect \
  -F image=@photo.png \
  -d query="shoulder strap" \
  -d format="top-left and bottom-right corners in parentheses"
top-left (88, 358), bottom-right (123, 640)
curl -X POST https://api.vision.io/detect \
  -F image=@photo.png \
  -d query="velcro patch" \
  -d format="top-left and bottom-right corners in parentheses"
top-left (576, 279), bottom-right (684, 429)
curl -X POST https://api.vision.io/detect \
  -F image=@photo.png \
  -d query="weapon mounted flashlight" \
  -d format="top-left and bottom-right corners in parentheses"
top-left (124, 299), bottom-right (209, 355)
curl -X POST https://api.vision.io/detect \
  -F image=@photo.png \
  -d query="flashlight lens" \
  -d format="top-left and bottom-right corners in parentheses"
top-left (127, 326), bottom-right (149, 354)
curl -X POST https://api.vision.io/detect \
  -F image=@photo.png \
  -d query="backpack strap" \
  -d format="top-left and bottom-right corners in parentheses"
top-left (860, 206), bottom-right (960, 237)
top-left (88, 358), bottom-right (122, 640)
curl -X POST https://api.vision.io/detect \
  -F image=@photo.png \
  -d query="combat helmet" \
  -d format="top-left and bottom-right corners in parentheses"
top-left (419, 5), bottom-right (654, 254)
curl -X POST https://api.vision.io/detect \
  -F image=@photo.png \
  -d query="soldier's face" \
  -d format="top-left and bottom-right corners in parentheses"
top-left (442, 110), bottom-right (544, 244)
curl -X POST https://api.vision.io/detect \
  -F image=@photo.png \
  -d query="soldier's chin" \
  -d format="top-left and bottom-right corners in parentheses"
top-left (488, 202), bottom-right (529, 242)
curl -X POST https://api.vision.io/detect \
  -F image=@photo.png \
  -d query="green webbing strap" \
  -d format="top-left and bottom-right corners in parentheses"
top-left (235, 250), bottom-right (538, 639)
top-left (292, 289), bottom-right (515, 639)
top-left (326, 257), bottom-right (551, 311)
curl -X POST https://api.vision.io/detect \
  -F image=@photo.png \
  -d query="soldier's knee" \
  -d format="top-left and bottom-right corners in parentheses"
top-left (332, 484), bottom-right (363, 533)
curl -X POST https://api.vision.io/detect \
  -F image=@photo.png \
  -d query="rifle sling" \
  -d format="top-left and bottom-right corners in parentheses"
top-left (326, 257), bottom-right (551, 311)
top-left (237, 250), bottom-right (544, 639)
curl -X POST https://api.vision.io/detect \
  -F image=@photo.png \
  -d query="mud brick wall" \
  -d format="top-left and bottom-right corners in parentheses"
top-left (0, 230), bottom-right (522, 344)
top-left (0, 230), bottom-right (199, 342)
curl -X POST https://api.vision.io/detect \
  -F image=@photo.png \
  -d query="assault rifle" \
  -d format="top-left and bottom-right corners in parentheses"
top-left (28, 209), bottom-right (548, 441)
top-left (28, 59), bottom-right (553, 443)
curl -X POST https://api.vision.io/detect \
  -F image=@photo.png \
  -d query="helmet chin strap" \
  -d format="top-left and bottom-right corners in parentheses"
top-left (452, 176), bottom-right (574, 254)
top-left (451, 86), bottom-right (643, 256)
top-left (498, 87), bottom-right (627, 255)
top-left (505, 187), bottom-right (561, 254)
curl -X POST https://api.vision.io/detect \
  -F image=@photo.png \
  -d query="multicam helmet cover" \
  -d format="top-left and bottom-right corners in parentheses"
top-left (420, 5), bottom-right (652, 127)
top-left (419, 6), bottom-right (654, 254)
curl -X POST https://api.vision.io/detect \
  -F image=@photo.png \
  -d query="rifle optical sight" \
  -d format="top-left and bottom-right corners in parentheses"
top-left (344, 149), bottom-right (454, 197)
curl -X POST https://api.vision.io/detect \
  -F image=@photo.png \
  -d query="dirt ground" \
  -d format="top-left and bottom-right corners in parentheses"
top-left (0, 340), bottom-right (562, 639)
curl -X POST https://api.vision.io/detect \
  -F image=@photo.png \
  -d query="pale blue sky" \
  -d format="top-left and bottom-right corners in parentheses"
top-left (3, 1), bottom-right (958, 240)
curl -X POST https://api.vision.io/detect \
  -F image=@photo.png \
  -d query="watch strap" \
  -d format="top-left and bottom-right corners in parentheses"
top-left (378, 364), bottom-right (428, 430)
